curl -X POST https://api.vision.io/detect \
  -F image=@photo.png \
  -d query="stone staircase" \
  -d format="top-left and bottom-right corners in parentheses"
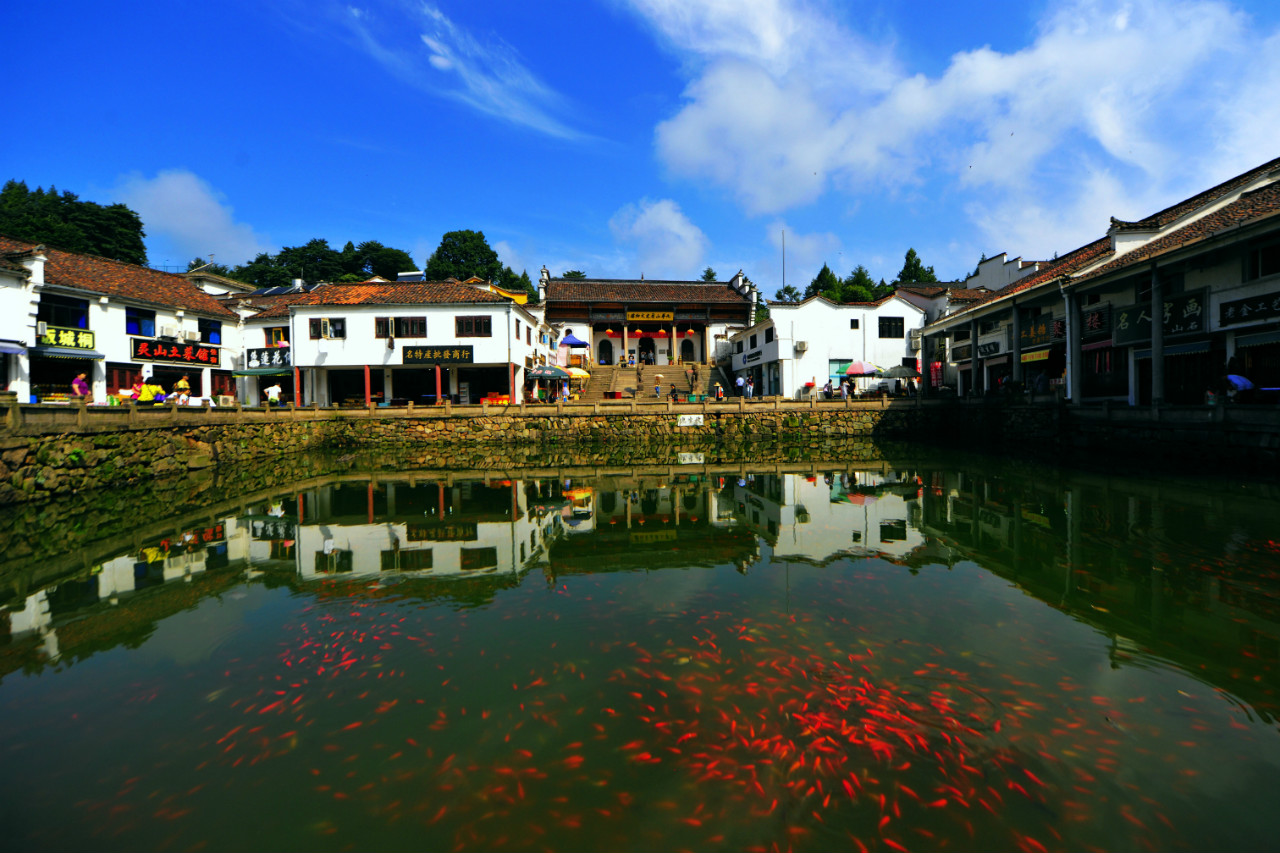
top-left (572, 363), bottom-right (728, 402)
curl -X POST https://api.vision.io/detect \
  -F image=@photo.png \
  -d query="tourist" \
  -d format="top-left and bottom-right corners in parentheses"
top-left (174, 374), bottom-right (191, 398)
top-left (129, 378), bottom-right (143, 400)
top-left (654, 377), bottom-right (662, 397)
top-left (735, 375), bottom-right (745, 396)
top-left (71, 372), bottom-right (90, 398)
top-left (746, 377), bottom-right (754, 399)
top-left (263, 383), bottom-right (283, 406)
top-left (840, 380), bottom-right (849, 400)
top-left (137, 379), bottom-right (166, 404)
top-left (669, 383), bottom-right (680, 402)
top-left (714, 382), bottom-right (724, 401)
top-left (823, 380), bottom-right (832, 399)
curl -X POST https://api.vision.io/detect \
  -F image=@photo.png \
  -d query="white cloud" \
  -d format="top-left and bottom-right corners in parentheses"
top-left (609, 198), bottom-right (708, 278)
top-left (640, 0), bottom-right (1278, 258)
top-left (344, 4), bottom-right (581, 139)
top-left (114, 170), bottom-right (268, 266)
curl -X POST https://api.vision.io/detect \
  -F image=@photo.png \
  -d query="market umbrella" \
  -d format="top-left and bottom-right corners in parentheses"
top-left (567, 367), bottom-right (591, 379)
top-left (528, 365), bottom-right (570, 379)
top-left (654, 373), bottom-right (664, 379)
top-left (845, 360), bottom-right (879, 376)
top-left (881, 365), bottom-right (921, 379)
top-left (560, 333), bottom-right (589, 348)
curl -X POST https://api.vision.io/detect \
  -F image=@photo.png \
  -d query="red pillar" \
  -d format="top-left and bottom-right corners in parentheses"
top-left (435, 364), bottom-right (443, 405)
top-left (293, 366), bottom-right (301, 405)
top-left (509, 362), bottom-right (516, 402)
top-left (364, 364), bottom-right (371, 406)
top-left (367, 482), bottom-right (375, 524)
top-left (296, 493), bottom-right (304, 523)
top-left (438, 483), bottom-right (445, 520)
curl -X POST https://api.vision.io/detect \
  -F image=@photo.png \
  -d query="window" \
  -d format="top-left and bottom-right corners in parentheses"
top-left (456, 316), bottom-right (492, 337)
top-left (849, 318), bottom-right (860, 330)
top-left (879, 317), bottom-right (905, 338)
top-left (749, 334), bottom-right (758, 349)
top-left (199, 318), bottom-right (222, 344)
top-left (37, 294), bottom-right (89, 329)
top-left (460, 546), bottom-right (498, 571)
top-left (978, 319), bottom-right (1000, 335)
top-left (125, 307), bottom-right (155, 337)
top-left (106, 362), bottom-right (141, 393)
top-left (375, 317), bottom-right (426, 338)
top-left (526, 327), bottom-right (532, 346)
top-left (1246, 242), bottom-right (1280, 281)
top-left (308, 318), bottom-right (347, 339)
top-left (515, 319), bottom-right (521, 340)
top-left (266, 327), bottom-right (289, 345)
top-left (735, 341), bottom-right (744, 353)
top-left (765, 327), bottom-right (774, 343)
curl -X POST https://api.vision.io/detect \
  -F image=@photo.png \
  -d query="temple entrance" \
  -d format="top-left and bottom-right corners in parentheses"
top-left (638, 338), bottom-right (656, 365)
top-left (597, 338), bottom-right (614, 365)
top-left (680, 338), bottom-right (695, 363)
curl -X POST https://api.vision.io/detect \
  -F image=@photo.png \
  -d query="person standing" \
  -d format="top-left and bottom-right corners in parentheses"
top-left (746, 377), bottom-right (754, 399)
top-left (174, 374), bottom-right (191, 397)
top-left (71, 372), bottom-right (90, 399)
top-left (735, 374), bottom-right (745, 396)
top-left (264, 383), bottom-right (283, 405)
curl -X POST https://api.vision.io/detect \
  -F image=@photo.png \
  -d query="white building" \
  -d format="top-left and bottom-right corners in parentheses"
top-left (242, 281), bottom-right (554, 405)
top-left (728, 294), bottom-right (926, 397)
top-left (0, 237), bottom-right (242, 403)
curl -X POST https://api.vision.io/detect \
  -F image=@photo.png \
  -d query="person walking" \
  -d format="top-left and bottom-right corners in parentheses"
top-left (264, 383), bottom-right (283, 406)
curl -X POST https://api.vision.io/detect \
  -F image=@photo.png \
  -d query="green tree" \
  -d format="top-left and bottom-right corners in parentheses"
top-left (232, 252), bottom-right (294, 289)
top-left (970, 252), bottom-right (987, 279)
top-left (186, 257), bottom-right (235, 277)
top-left (841, 264), bottom-right (878, 302)
top-left (562, 269), bottom-right (587, 279)
top-left (895, 248), bottom-right (937, 284)
top-left (774, 284), bottom-right (802, 302)
top-left (701, 266), bottom-right (718, 281)
top-left (0, 179), bottom-right (147, 264)
top-left (353, 240), bottom-right (416, 280)
top-left (274, 238), bottom-right (345, 283)
top-left (517, 269), bottom-right (539, 304)
top-left (803, 263), bottom-right (840, 300)
top-left (424, 230), bottom-right (503, 282)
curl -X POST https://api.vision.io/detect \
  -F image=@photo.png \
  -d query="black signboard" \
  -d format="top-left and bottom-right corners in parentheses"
top-left (1082, 304), bottom-right (1112, 340)
top-left (247, 347), bottom-right (291, 368)
top-left (407, 521), bottom-right (478, 542)
top-left (1219, 289), bottom-right (1280, 327)
top-left (1114, 289), bottom-right (1206, 346)
top-left (403, 345), bottom-right (474, 365)
top-left (951, 344), bottom-right (972, 362)
top-left (132, 338), bottom-right (221, 366)
top-left (977, 341), bottom-right (1001, 357)
top-left (251, 518), bottom-right (296, 541)
top-left (1019, 317), bottom-right (1065, 348)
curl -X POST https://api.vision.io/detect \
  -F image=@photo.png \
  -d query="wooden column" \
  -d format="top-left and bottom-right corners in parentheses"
top-left (509, 362), bottom-right (517, 402)
top-left (363, 364), bottom-right (371, 406)
top-left (435, 364), bottom-right (443, 405)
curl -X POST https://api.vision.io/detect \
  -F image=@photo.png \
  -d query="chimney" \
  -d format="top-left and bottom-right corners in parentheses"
top-left (730, 269), bottom-right (745, 292)
top-left (538, 265), bottom-right (550, 302)
top-left (19, 245), bottom-right (47, 286)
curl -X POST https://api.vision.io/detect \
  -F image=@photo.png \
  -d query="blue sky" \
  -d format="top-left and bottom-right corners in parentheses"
top-left (7, 0), bottom-right (1280, 291)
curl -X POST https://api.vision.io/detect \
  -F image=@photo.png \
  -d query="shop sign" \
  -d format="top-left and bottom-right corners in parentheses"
top-left (743, 350), bottom-right (762, 364)
top-left (1020, 318), bottom-right (1065, 348)
top-left (630, 530), bottom-right (677, 544)
top-left (132, 338), bottom-right (221, 366)
top-left (247, 347), bottom-right (291, 368)
top-left (1219, 289), bottom-right (1280, 327)
top-left (1020, 349), bottom-right (1051, 363)
top-left (977, 341), bottom-right (1002, 357)
top-left (626, 311), bottom-right (674, 322)
top-left (1114, 289), bottom-right (1206, 346)
top-left (403, 345), bottom-right (474, 364)
top-left (251, 519), bottom-right (294, 540)
top-left (951, 343), bottom-right (972, 362)
top-left (39, 325), bottom-right (95, 349)
top-left (1082, 304), bottom-right (1112, 339)
top-left (407, 521), bottom-right (478, 542)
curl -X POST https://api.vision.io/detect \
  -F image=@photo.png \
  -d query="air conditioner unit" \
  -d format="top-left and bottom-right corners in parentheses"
top-left (182, 330), bottom-right (201, 342)
top-left (216, 395), bottom-right (236, 407)
top-left (909, 330), bottom-right (922, 351)
top-left (794, 341), bottom-right (808, 353)
top-left (36, 321), bottom-right (47, 337)
top-left (159, 324), bottom-right (180, 339)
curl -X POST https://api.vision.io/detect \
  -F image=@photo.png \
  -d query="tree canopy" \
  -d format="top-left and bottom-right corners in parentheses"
top-left (701, 267), bottom-right (718, 281)
top-left (0, 180), bottom-right (147, 265)
top-left (562, 270), bottom-right (586, 279)
top-left (186, 257), bottom-right (235, 277)
top-left (803, 263), bottom-right (841, 300)
top-left (798, 262), bottom-right (893, 304)
top-left (225, 237), bottom-right (418, 288)
top-left (774, 284), bottom-right (802, 303)
top-left (425, 230), bottom-right (503, 282)
top-left (896, 248), bottom-right (938, 284)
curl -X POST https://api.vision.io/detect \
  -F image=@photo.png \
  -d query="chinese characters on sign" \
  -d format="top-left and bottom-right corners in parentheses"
top-left (246, 347), bottom-right (291, 368)
top-left (1019, 317), bottom-right (1066, 349)
top-left (406, 521), bottom-right (478, 542)
top-left (402, 345), bottom-right (474, 364)
top-left (1082, 305), bottom-right (1112, 339)
top-left (1113, 289), bottom-right (1206, 346)
top-left (626, 311), bottom-right (674, 322)
top-left (1219, 289), bottom-right (1280, 327)
top-left (131, 338), bottom-right (221, 366)
top-left (976, 341), bottom-right (1002, 357)
top-left (951, 344), bottom-right (972, 362)
top-left (40, 326), bottom-right (95, 350)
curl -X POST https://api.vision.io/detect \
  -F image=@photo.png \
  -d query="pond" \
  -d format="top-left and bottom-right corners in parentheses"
top-left (2, 454), bottom-right (1279, 852)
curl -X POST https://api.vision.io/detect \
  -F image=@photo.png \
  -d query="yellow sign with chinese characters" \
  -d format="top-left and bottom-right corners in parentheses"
top-left (40, 326), bottom-right (95, 350)
top-left (626, 311), bottom-right (674, 322)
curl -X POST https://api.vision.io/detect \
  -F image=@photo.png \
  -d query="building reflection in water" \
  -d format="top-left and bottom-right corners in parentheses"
top-left (2, 463), bottom-right (1280, 715)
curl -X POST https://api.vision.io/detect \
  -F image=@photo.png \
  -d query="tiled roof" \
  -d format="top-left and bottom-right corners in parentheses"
top-left (229, 290), bottom-right (324, 319)
top-left (1111, 155), bottom-right (1280, 231)
top-left (1077, 181), bottom-right (1280, 284)
top-left (249, 282), bottom-right (510, 320)
top-left (547, 278), bottom-right (752, 305)
top-left (0, 235), bottom-right (237, 318)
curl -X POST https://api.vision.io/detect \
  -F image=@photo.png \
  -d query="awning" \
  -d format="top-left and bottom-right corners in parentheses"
top-left (1236, 329), bottom-right (1280, 349)
top-left (29, 345), bottom-right (104, 360)
top-left (982, 354), bottom-right (1010, 367)
top-left (0, 340), bottom-right (26, 355)
top-left (1133, 340), bottom-right (1210, 359)
top-left (233, 368), bottom-right (294, 376)
top-left (560, 333), bottom-right (589, 348)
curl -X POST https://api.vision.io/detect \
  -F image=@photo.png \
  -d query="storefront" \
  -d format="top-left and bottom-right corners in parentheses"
top-left (1116, 290), bottom-right (1213, 405)
top-left (28, 325), bottom-right (104, 402)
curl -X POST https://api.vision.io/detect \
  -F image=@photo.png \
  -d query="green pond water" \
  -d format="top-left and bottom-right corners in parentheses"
top-left (2, 453), bottom-right (1279, 852)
